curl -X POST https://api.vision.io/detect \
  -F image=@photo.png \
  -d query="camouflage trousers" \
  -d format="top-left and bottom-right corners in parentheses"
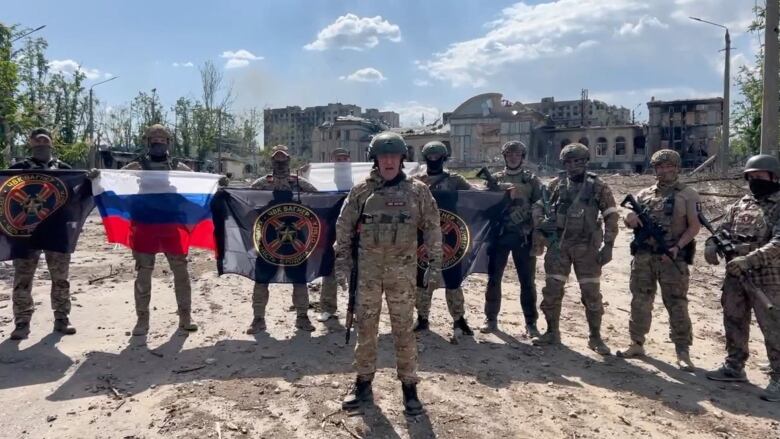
top-left (320, 274), bottom-right (338, 314)
top-left (354, 257), bottom-right (418, 384)
top-left (628, 251), bottom-right (692, 347)
top-left (133, 251), bottom-right (191, 318)
top-left (13, 250), bottom-right (71, 323)
top-left (540, 242), bottom-right (604, 329)
top-left (253, 283), bottom-right (309, 318)
top-left (484, 242), bottom-right (538, 324)
top-left (721, 274), bottom-right (780, 380)
top-left (415, 286), bottom-right (464, 321)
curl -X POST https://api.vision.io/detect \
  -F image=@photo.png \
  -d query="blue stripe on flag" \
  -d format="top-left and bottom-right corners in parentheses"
top-left (95, 192), bottom-right (213, 225)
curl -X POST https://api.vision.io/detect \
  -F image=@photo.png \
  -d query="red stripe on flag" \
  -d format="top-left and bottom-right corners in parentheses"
top-left (101, 216), bottom-right (215, 254)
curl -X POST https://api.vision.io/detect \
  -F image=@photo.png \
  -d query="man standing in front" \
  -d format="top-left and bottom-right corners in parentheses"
top-left (336, 132), bottom-right (441, 416)
top-left (121, 124), bottom-right (197, 336)
top-left (481, 140), bottom-right (543, 337)
top-left (248, 145), bottom-right (318, 333)
top-left (9, 128), bottom-right (76, 340)
top-left (532, 142), bottom-right (619, 355)
top-left (617, 149), bottom-right (700, 371)
top-left (705, 154), bottom-right (780, 402)
top-left (412, 141), bottom-right (474, 336)
top-left (318, 147), bottom-right (351, 323)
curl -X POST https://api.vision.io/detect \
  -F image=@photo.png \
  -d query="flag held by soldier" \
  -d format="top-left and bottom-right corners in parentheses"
top-left (91, 169), bottom-right (221, 254)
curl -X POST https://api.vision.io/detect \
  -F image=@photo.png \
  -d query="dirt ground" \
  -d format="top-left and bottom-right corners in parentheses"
top-left (0, 173), bottom-right (779, 439)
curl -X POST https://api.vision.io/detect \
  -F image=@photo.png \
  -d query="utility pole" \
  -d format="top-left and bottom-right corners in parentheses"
top-left (761, 0), bottom-right (779, 155)
top-left (87, 76), bottom-right (118, 167)
top-left (690, 17), bottom-right (731, 174)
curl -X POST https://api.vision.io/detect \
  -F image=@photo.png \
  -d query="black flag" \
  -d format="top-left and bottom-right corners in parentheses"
top-left (417, 191), bottom-right (508, 289)
top-left (0, 170), bottom-right (94, 260)
top-left (212, 189), bottom-right (346, 283)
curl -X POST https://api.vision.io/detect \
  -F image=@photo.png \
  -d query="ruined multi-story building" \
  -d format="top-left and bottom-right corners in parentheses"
top-left (646, 97), bottom-right (723, 167)
top-left (310, 116), bottom-right (387, 162)
top-left (264, 103), bottom-right (399, 157)
top-left (525, 96), bottom-right (632, 128)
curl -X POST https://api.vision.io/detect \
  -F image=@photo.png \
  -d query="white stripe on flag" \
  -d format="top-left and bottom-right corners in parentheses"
top-left (92, 170), bottom-right (221, 196)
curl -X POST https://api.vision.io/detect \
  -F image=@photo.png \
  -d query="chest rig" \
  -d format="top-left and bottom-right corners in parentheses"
top-left (139, 156), bottom-right (179, 171)
top-left (552, 174), bottom-right (601, 242)
top-left (638, 185), bottom-right (678, 246)
top-left (498, 170), bottom-right (535, 231)
top-left (358, 182), bottom-right (419, 256)
top-left (730, 197), bottom-right (773, 254)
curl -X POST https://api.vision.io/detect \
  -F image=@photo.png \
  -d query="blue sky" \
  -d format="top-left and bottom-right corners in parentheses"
top-left (5, 0), bottom-right (761, 127)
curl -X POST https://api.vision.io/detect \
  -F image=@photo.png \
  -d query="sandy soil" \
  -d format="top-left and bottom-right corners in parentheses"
top-left (0, 174), bottom-right (778, 439)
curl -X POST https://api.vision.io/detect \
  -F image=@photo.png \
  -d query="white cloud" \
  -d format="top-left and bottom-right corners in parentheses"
top-left (383, 101), bottom-right (440, 127)
top-left (220, 49), bottom-right (263, 69)
top-left (172, 61), bottom-right (195, 68)
top-left (339, 67), bottom-right (387, 83)
top-left (304, 13), bottom-right (401, 51)
top-left (616, 15), bottom-right (668, 36)
top-left (48, 59), bottom-right (111, 80)
top-left (413, 79), bottom-right (430, 87)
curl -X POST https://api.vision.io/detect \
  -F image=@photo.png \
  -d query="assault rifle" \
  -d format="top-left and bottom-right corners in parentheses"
top-left (539, 185), bottom-right (559, 250)
top-left (620, 194), bottom-right (682, 273)
top-left (698, 212), bottom-right (775, 311)
top-left (345, 200), bottom-right (367, 344)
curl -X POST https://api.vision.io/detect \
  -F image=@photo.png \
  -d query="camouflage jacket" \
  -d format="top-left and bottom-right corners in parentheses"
top-left (719, 191), bottom-right (780, 283)
top-left (486, 168), bottom-right (542, 235)
top-left (335, 169), bottom-right (442, 271)
top-left (251, 174), bottom-right (317, 192)
top-left (10, 157), bottom-right (71, 170)
top-left (122, 156), bottom-right (192, 171)
top-left (547, 172), bottom-right (619, 246)
top-left (635, 181), bottom-right (700, 249)
top-left (414, 171), bottom-right (472, 191)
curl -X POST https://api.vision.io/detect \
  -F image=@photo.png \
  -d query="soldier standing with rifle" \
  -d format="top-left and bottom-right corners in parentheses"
top-left (413, 141), bottom-right (474, 336)
top-left (617, 150), bottom-right (701, 371)
top-left (479, 140), bottom-right (543, 336)
top-left (336, 132), bottom-right (442, 416)
top-left (705, 154), bottom-right (780, 402)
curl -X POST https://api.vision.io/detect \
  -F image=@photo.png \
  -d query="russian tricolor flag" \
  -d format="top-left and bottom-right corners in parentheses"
top-left (92, 170), bottom-right (221, 254)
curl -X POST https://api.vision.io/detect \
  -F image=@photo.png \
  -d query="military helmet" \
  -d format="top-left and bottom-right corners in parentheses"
top-left (271, 144), bottom-right (290, 158)
top-left (369, 131), bottom-right (407, 159)
top-left (560, 142), bottom-right (590, 161)
top-left (421, 141), bottom-right (449, 159)
top-left (744, 154), bottom-right (780, 178)
top-left (650, 149), bottom-right (681, 167)
top-left (143, 124), bottom-right (172, 145)
top-left (501, 140), bottom-right (527, 156)
top-left (332, 147), bottom-right (350, 157)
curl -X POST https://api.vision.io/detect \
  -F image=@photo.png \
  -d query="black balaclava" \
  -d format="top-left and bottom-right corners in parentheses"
top-left (149, 143), bottom-right (169, 161)
top-left (749, 179), bottom-right (780, 198)
top-left (425, 156), bottom-right (445, 175)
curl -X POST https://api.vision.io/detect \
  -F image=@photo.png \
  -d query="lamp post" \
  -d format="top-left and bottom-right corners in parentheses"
top-left (88, 76), bottom-right (118, 167)
top-left (760, 0), bottom-right (779, 155)
top-left (690, 16), bottom-right (730, 174)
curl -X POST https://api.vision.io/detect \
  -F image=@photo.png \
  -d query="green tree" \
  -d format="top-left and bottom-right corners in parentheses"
top-left (0, 23), bottom-right (19, 167)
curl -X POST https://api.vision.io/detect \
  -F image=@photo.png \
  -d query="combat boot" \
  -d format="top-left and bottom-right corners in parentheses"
top-left (525, 323), bottom-right (541, 339)
top-left (761, 379), bottom-right (780, 402)
top-left (53, 318), bottom-right (76, 335)
top-left (413, 315), bottom-right (430, 332)
top-left (617, 342), bottom-right (645, 358)
top-left (132, 317), bottom-right (149, 336)
top-left (479, 319), bottom-right (498, 333)
top-left (675, 347), bottom-right (695, 372)
top-left (342, 378), bottom-right (373, 410)
top-left (532, 314), bottom-right (560, 346)
top-left (453, 317), bottom-right (474, 336)
top-left (295, 316), bottom-right (315, 332)
top-left (245, 317), bottom-right (266, 334)
top-left (178, 313), bottom-right (198, 332)
top-left (401, 383), bottom-right (424, 416)
top-left (10, 322), bottom-right (30, 340)
top-left (706, 364), bottom-right (748, 382)
top-left (586, 312), bottom-right (611, 355)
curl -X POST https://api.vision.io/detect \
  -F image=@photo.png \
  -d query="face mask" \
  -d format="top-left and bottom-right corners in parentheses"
top-left (149, 143), bottom-right (168, 159)
top-left (425, 157), bottom-right (445, 174)
top-left (749, 179), bottom-right (780, 198)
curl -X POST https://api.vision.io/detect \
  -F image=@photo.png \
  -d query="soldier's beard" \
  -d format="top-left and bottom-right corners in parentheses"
top-left (149, 143), bottom-right (169, 161)
top-left (655, 171), bottom-right (678, 187)
top-left (272, 160), bottom-right (290, 178)
top-left (505, 157), bottom-right (523, 171)
top-left (425, 157), bottom-right (445, 174)
top-left (31, 146), bottom-right (52, 163)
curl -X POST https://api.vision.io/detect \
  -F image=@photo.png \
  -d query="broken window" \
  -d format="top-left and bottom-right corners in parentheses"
top-left (615, 137), bottom-right (626, 155)
top-left (634, 136), bottom-right (646, 155)
top-left (596, 137), bottom-right (608, 156)
top-left (578, 137), bottom-right (590, 146)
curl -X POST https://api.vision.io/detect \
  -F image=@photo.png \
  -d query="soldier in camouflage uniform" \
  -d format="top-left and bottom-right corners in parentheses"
top-left (617, 150), bottom-right (701, 371)
top-left (318, 148), bottom-right (351, 323)
top-left (337, 132), bottom-right (441, 416)
top-left (481, 140), bottom-right (543, 336)
top-left (9, 128), bottom-right (76, 340)
top-left (247, 145), bottom-right (318, 333)
top-left (532, 143), bottom-right (619, 355)
top-left (412, 141), bottom-right (474, 336)
top-left (705, 154), bottom-right (780, 402)
top-left (113, 124), bottom-right (200, 336)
